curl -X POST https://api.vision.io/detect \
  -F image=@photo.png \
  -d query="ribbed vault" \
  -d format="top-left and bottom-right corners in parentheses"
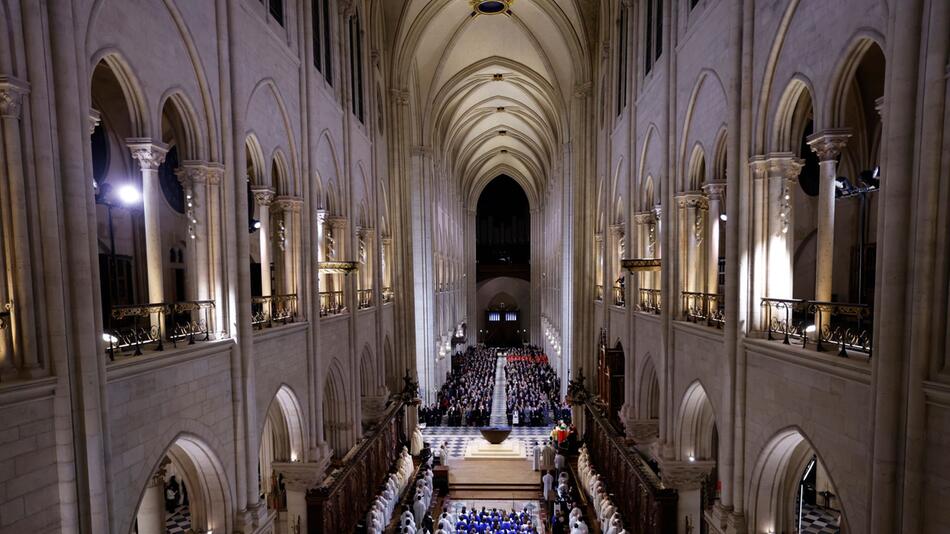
top-left (387, 0), bottom-right (590, 201)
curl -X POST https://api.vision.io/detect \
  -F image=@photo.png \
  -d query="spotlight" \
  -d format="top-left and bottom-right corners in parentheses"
top-left (719, 214), bottom-right (728, 222)
top-left (805, 324), bottom-right (817, 333)
top-left (116, 184), bottom-right (142, 206)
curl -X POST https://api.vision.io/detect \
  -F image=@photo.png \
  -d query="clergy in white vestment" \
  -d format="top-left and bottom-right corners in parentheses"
top-left (542, 470), bottom-right (555, 501)
top-left (532, 441), bottom-right (541, 471)
top-left (413, 494), bottom-right (427, 524)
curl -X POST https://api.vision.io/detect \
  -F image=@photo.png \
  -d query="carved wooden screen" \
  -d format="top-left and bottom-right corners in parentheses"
top-left (584, 403), bottom-right (677, 534)
top-left (307, 401), bottom-right (406, 533)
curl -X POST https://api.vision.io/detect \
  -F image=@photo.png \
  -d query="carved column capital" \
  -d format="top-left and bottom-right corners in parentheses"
top-left (357, 226), bottom-right (376, 240)
top-left (251, 186), bottom-right (276, 206)
top-left (806, 128), bottom-right (852, 161)
top-left (272, 460), bottom-right (330, 493)
top-left (608, 223), bottom-right (625, 238)
top-left (624, 418), bottom-right (659, 443)
top-left (765, 152), bottom-right (804, 182)
top-left (633, 211), bottom-right (657, 225)
top-left (326, 215), bottom-right (348, 231)
top-left (0, 76), bottom-right (29, 119)
top-left (702, 181), bottom-right (727, 200)
top-left (126, 139), bottom-right (169, 170)
top-left (176, 160), bottom-right (211, 188)
top-left (676, 192), bottom-right (707, 209)
top-left (657, 458), bottom-right (716, 490)
top-left (275, 196), bottom-right (303, 213)
top-left (204, 162), bottom-right (225, 185)
top-left (749, 154), bottom-right (769, 180)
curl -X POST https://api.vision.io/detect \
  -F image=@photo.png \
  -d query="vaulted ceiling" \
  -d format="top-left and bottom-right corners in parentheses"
top-left (384, 0), bottom-right (593, 206)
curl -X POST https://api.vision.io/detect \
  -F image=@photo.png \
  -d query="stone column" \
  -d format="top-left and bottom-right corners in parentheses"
top-left (658, 458), bottom-right (716, 534)
top-left (0, 76), bottom-right (39, 375)
top-left (276, 196), bottom-right (303, 295)
top-left (633, 212), bottom-right (655, 293)
top-left (272, 460), bottom-right (330, 534)
top-left (176, 162), bottom-right (211, 302)
top-left (765, 154), bottom-right (803, 299)
top-left (326, 216), bottom-right (348, 299)
top-left (807, 130), bottom-right (850, 308)
top-left (608, 224), bottom-right (624, 305)
top-left (136, 470), bottom-right (167, 534)
top-left (127, 140), bottom-right (169, 326)
top-left (252, 187), bottom-right (276, 297)
top-left (749, 157), bottom-right (769, 329)
top-left (652, 204), bottom-right (663, 292)
top-left (702, 182), bottom-right (726, 294)
top-left (381, 235), bottom-right (393, 296)
top-left (593, 233), bottom-right (604, 300)
top-left (358, 226), bottom-right (376, 305)
top-left (680, 193), bottom-right (707, 293)
top-left (205, 164), bottom-right (226, 334)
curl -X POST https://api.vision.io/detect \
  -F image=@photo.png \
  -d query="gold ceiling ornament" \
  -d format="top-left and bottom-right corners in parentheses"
top-left (469, 0), bottom-right (514, 16)
top-left (318, 261), bottom-right (359, 274)
top-left (621, 258), bottom-right (662, 273)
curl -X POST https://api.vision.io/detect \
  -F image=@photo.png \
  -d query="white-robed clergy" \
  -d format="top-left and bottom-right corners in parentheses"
top-left (571, 519), bottom-right (590, 534)
top-left (413, 494), bottom-right (427, 524)
top-left (532, 441), bottom-right (541, 471)
top-left (411, 427), bottom-right (424, 455)
top-left (542, 470), bottom-right (555, 501)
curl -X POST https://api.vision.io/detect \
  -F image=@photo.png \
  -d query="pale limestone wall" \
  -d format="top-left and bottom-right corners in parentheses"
top-left (923, 395), bottom-right (950, 533)
top-left (252, 325), bottom-right (311, 447)
top-left (742, 341), bottom-right (872, 532)
top-left (0, 394), bottom-right (59, 533)
top-left (105, 345), bottom-right (236, 534)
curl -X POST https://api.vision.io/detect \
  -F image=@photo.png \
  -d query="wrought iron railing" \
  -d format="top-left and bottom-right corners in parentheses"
top-left (169, 300), bottom-right (215, 343)
top-left (612, 285), bottom-right (625, 307)
top-left (251, 294), bottom-right (298, 329)
top-left (637, 288), bottom-right (662, 314)
top-left (104, 300), bottom-right (216, 360)
top-left (381, 287), bottom-right (394, 304)
top-left (357, 288), bottom-right (374, 309)
top-left (681, 292), bottom-right (724, 328)
top-left (251, 296), bottom-right (272, 328)
top-left (319, 291), bottom-right (346, 317)
top-left (595, 284), bottom-right (604, 301)
top-left (760, 298), bottom-right (872, 358)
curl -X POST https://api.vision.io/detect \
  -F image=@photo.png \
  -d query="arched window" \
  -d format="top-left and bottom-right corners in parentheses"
top-left (312, 0), bottom-right (333, 85)
top-left (616, 4), bottom-right (629, 115)
top-left (349, 13), bottom-right (365, 123)
top-left (265, 0), bottom-right (284, 26)
top-left (643, 0), bottom-right (663, 75)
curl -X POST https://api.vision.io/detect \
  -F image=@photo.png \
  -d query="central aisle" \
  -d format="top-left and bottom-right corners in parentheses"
top-left (489, 355), bottom-right (508, 426)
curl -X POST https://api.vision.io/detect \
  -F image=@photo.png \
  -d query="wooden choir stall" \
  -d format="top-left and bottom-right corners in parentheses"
top-left (583, 402), bottom-right (678, 534)
top-left (306, 400), bottom-right (407, 533)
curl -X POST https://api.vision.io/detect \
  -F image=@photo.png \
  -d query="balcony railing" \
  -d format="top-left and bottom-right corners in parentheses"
top-left (381, 287), bottom-right (394, 304)
top-left (612, 285), bottom-right (625, 307)
top-left (637, 288), bottom-right (662, 314)
top-left (595, 284), bottom-right (604, 301)
top-left (681, 292), bottom-right (724, 328)
top-left (357, 288), bottom-right (373, 309)
top-left (104, 300), bottom-right (215, 360)
top-left (319, 291), bottom-right (346, 317)
top-left (760, 298), bottom-right (872, 358)
top-left (251, 294), bottom-right (298, 329)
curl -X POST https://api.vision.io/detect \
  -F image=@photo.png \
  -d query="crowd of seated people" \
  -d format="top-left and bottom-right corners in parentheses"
top-left (448, 506), bottom-right (538, 533)
top-left (419, 347), bottom-right (497, 427)
top-left (504, 347), bottom-right (562, 426)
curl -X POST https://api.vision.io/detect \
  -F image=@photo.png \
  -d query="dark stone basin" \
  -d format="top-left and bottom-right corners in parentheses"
top-left (480, 427), bottom-right (512, 444)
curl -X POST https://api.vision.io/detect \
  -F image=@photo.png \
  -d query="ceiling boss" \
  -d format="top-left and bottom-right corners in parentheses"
top-left (469, 0), bottom-right (514, 16)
